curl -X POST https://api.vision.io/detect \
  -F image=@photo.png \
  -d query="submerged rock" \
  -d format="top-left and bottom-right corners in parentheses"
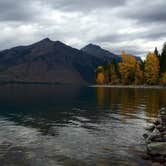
top-left (143, 133), bottom-right (149, 139)
top-left (147, 142), bottom-right (166, 156)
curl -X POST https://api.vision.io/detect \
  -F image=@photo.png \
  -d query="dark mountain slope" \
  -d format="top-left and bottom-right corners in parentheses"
top-left (81, 43), bottom-right (142, 61)
top-left (0, 38), bottom-right (107, 84)
top-left (81, 43), bottom-right (121, 62)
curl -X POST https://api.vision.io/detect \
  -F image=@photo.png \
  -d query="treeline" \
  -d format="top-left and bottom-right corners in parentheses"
top-left (96, 42), bottom-right (166, 85)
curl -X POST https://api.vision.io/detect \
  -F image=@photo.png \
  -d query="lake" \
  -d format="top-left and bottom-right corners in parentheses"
top-left (0, 84), bottom-right (165, 166)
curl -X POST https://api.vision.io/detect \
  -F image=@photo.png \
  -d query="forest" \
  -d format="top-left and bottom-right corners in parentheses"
top-left (96, 42), bottom-right (166, 85)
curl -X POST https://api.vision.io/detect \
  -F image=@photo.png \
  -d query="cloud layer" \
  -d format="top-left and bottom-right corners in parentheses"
top-left (0, 0), bottom-right (165, 57)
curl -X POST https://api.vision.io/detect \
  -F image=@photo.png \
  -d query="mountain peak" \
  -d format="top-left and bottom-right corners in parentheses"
top-left (83, 43), bottom-right (101, 50)
top-left (36, 38), bottom-right (66, 46)
top-left (81, 43), bottom-right (120, 61)
top-left (40, 38), bottom-right (52, 43)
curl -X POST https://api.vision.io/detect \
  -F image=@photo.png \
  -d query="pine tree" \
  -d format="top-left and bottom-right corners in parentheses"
top-left (160, 42), bottom-right (166, 73)
top-left (154, 47), bottom-right (160, 58)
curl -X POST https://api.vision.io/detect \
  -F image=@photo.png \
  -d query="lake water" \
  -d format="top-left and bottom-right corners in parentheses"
top-left (0, 85), bottom-right (165, 166)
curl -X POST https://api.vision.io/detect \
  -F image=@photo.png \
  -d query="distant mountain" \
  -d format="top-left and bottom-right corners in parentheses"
top-left (81, 43), bottom-right (121, 62)
top-left (81, 43), bottom-right (142, 62)
top-left (0, 38), bottom-right (109, 84)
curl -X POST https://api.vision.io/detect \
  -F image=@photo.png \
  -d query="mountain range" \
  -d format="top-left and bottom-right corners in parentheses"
top-left (0, 38), bottom-right (141, 84)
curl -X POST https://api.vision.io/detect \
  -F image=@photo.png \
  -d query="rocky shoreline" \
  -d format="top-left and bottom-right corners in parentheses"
top-left (143, 108), bottom-right (166, 164)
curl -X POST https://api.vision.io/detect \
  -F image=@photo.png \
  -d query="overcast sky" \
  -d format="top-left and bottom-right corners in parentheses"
top-left (0, 0), bottom-right (166, 57)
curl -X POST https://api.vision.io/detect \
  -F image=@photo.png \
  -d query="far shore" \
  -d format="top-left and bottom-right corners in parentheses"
top-left (90, 85), bottom-right (166, 89)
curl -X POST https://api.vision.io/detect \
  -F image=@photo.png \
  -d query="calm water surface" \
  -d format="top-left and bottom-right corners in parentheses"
top-left (0, 85), bottom-right (165, 166)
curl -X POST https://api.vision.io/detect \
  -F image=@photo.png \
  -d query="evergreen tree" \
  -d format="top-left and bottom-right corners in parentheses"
top-left (154, 47), bottom-right (160, 59)
top-left (160, 42), bottom-right (166, 73)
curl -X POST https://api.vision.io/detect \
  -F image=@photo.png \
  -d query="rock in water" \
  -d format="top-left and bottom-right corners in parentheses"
top-left (147, 142), bottom-right (166, 156)
top-left (145, 124), bottom-right (155, 132)
top-left (160, 108), bottom-right (166, 116)
top-left (159, 108), bottom-right (166, 123)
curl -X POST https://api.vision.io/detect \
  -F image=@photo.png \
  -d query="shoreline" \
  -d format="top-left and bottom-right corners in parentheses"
top-left (90, 85), bottom-right (166, 89)
top-left (143, 108), bottom-right (166, 164)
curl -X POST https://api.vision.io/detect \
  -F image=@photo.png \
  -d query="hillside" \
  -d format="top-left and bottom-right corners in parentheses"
top-left (0, 38), bottom-right (110, 84)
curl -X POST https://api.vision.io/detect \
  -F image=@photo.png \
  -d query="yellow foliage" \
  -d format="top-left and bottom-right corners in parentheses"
top-left (119, 52), bottom-right (137, 84)
top-left (160, 72), bottom-right (166, 85)
top-left (96, 72), bottom-right (105, 84)
top-left (144, 52), bottom-right (159, 85)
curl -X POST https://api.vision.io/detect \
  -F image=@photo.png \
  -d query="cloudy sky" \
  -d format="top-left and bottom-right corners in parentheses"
top-left (0, 0), bottom-right (166, 57)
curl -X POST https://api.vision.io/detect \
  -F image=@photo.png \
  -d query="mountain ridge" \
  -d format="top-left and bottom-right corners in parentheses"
top-left (0, 38), bottom-right (109, 84)
top-left (81, 43), bottom-right (121, 62)
top-left (0, 38), bottom-right (141, 84)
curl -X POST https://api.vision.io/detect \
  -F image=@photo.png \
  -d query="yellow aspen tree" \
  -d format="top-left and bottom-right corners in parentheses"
top-left (119, 52), bottom-right (137, 84)
top-left (96, 66), bottom-right (105, 84)
top-left (96, 73), bottom-right (105, 84)
top-left (144, 52), bottom-right (160, 85)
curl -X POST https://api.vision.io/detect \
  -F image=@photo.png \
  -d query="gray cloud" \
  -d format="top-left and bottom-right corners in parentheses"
top-left (119, 0), bottom-right (166, 24)
top-left (44, 0), bottom-right (126, 12)
top-left (0, 0), bottom-right (165, 57)
top-left (0, 0), bottom-right (43, 22)
top-left (92, 29), bottom-right (166, 43)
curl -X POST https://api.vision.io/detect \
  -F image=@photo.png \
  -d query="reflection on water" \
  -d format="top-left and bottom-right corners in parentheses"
top-left (96, 87), bottom-right (166, 117)
top-left (0, 85), bottom-right (165, 165)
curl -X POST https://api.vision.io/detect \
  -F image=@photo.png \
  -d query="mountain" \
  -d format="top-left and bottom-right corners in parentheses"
top-left (81, 43), bottom-right (121, 62)
top-left (0, 38), bottom-right (108, 84)
top-left (0, 38), bottom-right (142, 84)
top-left (81, 43), bottom-right (142, 61)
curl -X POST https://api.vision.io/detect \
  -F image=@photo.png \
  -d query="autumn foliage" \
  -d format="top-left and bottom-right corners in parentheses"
top-left (144, 52), bottom-right (159, 85)
top-left (96, 66), bottom-right (105, 84)
top-left (95, 44), bottom-right (166, 86)
top-left (119, 52), bottom-right (139, 84)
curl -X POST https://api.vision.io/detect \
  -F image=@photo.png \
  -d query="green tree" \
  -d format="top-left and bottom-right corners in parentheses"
top-left (160, 42), bottom-right (166, 73)
top-left (154, 47), bottom-right (160, 58)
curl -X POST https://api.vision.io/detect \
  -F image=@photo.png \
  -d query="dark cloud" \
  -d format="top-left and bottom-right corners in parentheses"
top-left (119, 0), bottom-right (166, 24)
top-left (44, 0), bottom-right (126, 12)
top-left (0, 0), bottom-right (165, 57)
top-left (0, 0), bottom-right (41, 22)
top-left (92, 30), bottom-right (166, 43)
